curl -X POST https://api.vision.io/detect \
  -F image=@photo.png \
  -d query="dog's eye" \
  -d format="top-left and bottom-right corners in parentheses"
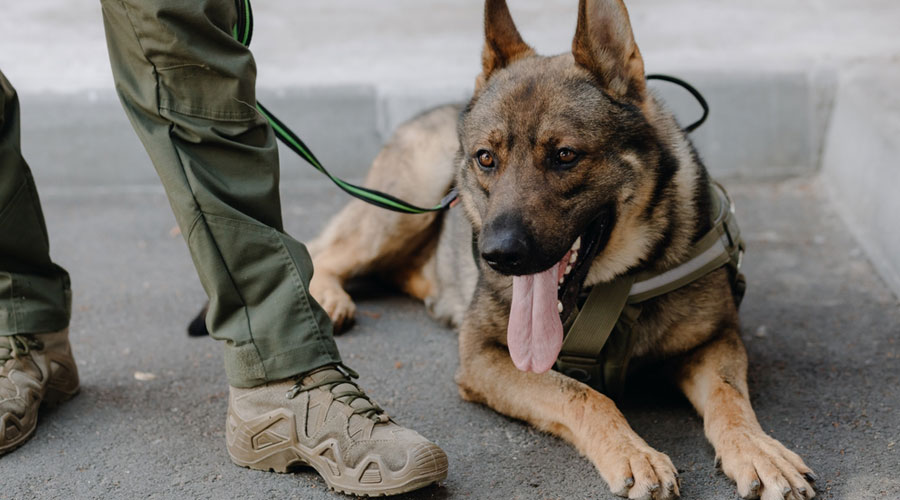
top-left (556, 148), bottom-right (579, 167)
top-left (476, 150), bottom-right (495, 169)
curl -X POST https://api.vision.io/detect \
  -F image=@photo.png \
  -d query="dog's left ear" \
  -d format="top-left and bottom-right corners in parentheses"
top-left (476, 0), bottom-right (535, 92)
top-left (572, 0), bottom-right (646, 103)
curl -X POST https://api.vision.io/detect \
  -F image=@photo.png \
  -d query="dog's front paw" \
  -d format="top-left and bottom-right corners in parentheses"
top-left (593, 437), bottom-right (679, 500)
top-left (717, 429), bottom-right (816, 500)
top-left (309, 274), bottom-right (356, 333)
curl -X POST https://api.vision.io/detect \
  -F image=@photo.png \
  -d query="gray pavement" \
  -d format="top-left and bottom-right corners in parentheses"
top-left (2, 162), bottom-right (899, 499)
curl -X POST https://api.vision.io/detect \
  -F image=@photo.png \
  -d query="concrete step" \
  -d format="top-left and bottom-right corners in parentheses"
top-left (17, 71), bottom-right (830, 189)
top-left (822, 64), bottom-right (900, 302)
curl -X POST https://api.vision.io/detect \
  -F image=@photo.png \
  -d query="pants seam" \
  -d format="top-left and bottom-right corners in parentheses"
top-left (185, 212), bottom-right (203, 241)
top-left (6, 272), bottom-right (17, 333)
top-left (278, 235), bottom-right (332, 362)
top-left (112, 0), bottom-right (162, 118)
top-left (189, 214), bottom-right (267, 381)
top-left (0, 179), bottom-right (27, 226)
top-left (159, 104), bottom-right (256, 122)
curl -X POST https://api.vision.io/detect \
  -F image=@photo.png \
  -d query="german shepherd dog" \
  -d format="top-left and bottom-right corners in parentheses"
top-left (306, 1), bottom-right (816, 498)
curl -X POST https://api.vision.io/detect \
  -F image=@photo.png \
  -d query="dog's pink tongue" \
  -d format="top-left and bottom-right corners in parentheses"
top-left (507, 262), bottom-right (564, 373)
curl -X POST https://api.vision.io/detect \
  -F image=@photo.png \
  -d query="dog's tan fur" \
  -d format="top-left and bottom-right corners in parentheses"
top-left (308, 1), bottom-right (815, 498)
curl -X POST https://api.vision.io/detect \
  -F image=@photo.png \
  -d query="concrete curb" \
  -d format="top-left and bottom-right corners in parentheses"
top-left (21, 69), bottom-right (833, 185)
top-left (821, 62), bottom-right (900, 299)
top-left (18, 65), bottom-right (898, 299)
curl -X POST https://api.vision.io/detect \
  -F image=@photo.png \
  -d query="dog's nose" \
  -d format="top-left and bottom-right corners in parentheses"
top-left (480, 227), bottom-right (529, 274)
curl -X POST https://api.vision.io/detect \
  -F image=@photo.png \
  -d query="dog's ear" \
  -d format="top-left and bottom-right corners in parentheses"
top-left (477, 0), bottom-right (535, 91)
top-left (571, 0), bottom-right (646, 103)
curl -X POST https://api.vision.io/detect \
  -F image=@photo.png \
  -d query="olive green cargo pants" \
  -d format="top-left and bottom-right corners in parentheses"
top-left (0, 0), bottom-right (342, 387)
top-left (0, 72), bottom-right (72, 337)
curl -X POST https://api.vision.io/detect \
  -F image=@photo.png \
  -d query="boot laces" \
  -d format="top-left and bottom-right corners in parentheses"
top-left (0, 336), bottom-right (44, 391)
top-left (286, 364), bottom-right (387, 422)
top-left (0, 335), bottom-right (43, 365)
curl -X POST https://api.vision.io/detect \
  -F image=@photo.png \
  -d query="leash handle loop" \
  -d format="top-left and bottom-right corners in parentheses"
top-left (646, 74), bottom-right (710, 133)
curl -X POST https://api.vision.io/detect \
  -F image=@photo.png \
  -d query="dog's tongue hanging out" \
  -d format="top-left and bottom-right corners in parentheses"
top-left (507, 253), bottom-right (569, 373)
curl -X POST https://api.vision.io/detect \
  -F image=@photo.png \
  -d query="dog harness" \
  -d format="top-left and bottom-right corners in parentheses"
top-left (553, 181), bottom-right (746, 399)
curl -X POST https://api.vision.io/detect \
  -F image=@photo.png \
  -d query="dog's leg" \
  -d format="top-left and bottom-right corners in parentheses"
top-left (308, 200), bottom-right (441, 332)
top-left (457, 319), bottom-right (680, 500)
top-left (308, 105), bottom-right (460, 332)
top-left (676, 327), bottom-right (815, 500)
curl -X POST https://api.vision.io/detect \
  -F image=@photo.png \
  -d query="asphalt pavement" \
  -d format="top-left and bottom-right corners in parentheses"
top-left (2, 149), bottom-right (898, 499)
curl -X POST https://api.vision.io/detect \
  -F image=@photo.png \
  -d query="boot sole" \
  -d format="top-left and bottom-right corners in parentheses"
top-left (226, 408), bottom-right (448, 496)
top-left (0, 418), bottom-right (37, 456)
top-left (0, 386), bottom-right (79, 456)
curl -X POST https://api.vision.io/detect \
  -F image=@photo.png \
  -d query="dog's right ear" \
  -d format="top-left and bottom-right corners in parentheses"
top-left (476, 0), bottom-right (535, 91)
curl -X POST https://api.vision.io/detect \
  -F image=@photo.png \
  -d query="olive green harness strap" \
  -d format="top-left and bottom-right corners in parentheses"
top-left (555, 276), bottom-right (634, 393)
top-left (629, 182), bottom-right (745, 304)
top-left (554, 182), bottom-right (745, 398)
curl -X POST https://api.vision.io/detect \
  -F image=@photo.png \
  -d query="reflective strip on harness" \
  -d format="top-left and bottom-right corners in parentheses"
top-left (630, 237), bottom-right (728, 299)
top-left (629, 182), bottom-right (740, 301)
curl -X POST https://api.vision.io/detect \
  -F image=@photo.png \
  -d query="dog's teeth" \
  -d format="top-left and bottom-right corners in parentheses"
top-left (572, 237), bottom-right (581, 251)
top-left (569, 252), bottom-right (578, 264)
top-left (559, 275), bottom-right (565, 285)
top-left (557, 301), bottom-right (563, 313)
top-left (565, 265), bottom-right (572, 275)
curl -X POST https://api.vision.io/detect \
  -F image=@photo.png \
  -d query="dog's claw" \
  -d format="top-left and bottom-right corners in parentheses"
top-left (739, 479), bottom-right (761, 500)
top-left (803, 471), bottom-right (818, 483)
top-left (625, 476), bottom-right (635, 487)
top-left (649, 483), bottom-right (660, 492)
top-left (714, 456), bottom-right (722, 470)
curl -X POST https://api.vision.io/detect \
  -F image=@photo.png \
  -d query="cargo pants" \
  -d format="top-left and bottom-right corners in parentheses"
top-left (0, 0), bottom-right (343, 388)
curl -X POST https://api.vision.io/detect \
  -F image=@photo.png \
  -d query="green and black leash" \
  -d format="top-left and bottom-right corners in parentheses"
top-left (232, 0), bottom-right (454, 214)
top-left (232, 0), bottom-right (708, 215)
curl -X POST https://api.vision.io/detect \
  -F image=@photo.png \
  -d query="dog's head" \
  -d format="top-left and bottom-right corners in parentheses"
top-left (458, 0), bottom-right (687, 372)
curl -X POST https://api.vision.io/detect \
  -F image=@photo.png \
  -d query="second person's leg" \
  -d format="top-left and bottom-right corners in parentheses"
top-left (0, 70), bottom-right (79, 456)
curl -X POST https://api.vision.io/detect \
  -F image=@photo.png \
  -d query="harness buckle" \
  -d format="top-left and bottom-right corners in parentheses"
top-left (555, 354), bottom-right (605, 388)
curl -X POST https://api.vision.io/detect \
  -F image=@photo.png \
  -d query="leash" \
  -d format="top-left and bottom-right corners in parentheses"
top-left (232, 0), bottom-right (709, 215)
top-left (231, 0), bottom-right (453, 214)
top-left (645, 74), bottom-right (708, 132)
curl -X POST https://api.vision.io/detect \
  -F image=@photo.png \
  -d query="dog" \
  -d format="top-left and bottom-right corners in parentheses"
top-left (304, 1), bottom-right (819, 498)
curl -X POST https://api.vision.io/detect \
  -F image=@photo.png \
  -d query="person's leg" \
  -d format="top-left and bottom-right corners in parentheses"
top-left (0, 70), bottom-right (71, 336)
top-left (0, 70), bottom-right (79, 456)
top-left (98, 0), bottom-right (447, 493)
top-left (99, 0), bottom-right (340, 388)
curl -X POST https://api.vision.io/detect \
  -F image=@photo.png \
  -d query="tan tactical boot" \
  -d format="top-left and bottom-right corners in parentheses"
top-left (0, 329), bottom-right (80, 455)
top-left (226, 365), bottom-right (448, 496)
